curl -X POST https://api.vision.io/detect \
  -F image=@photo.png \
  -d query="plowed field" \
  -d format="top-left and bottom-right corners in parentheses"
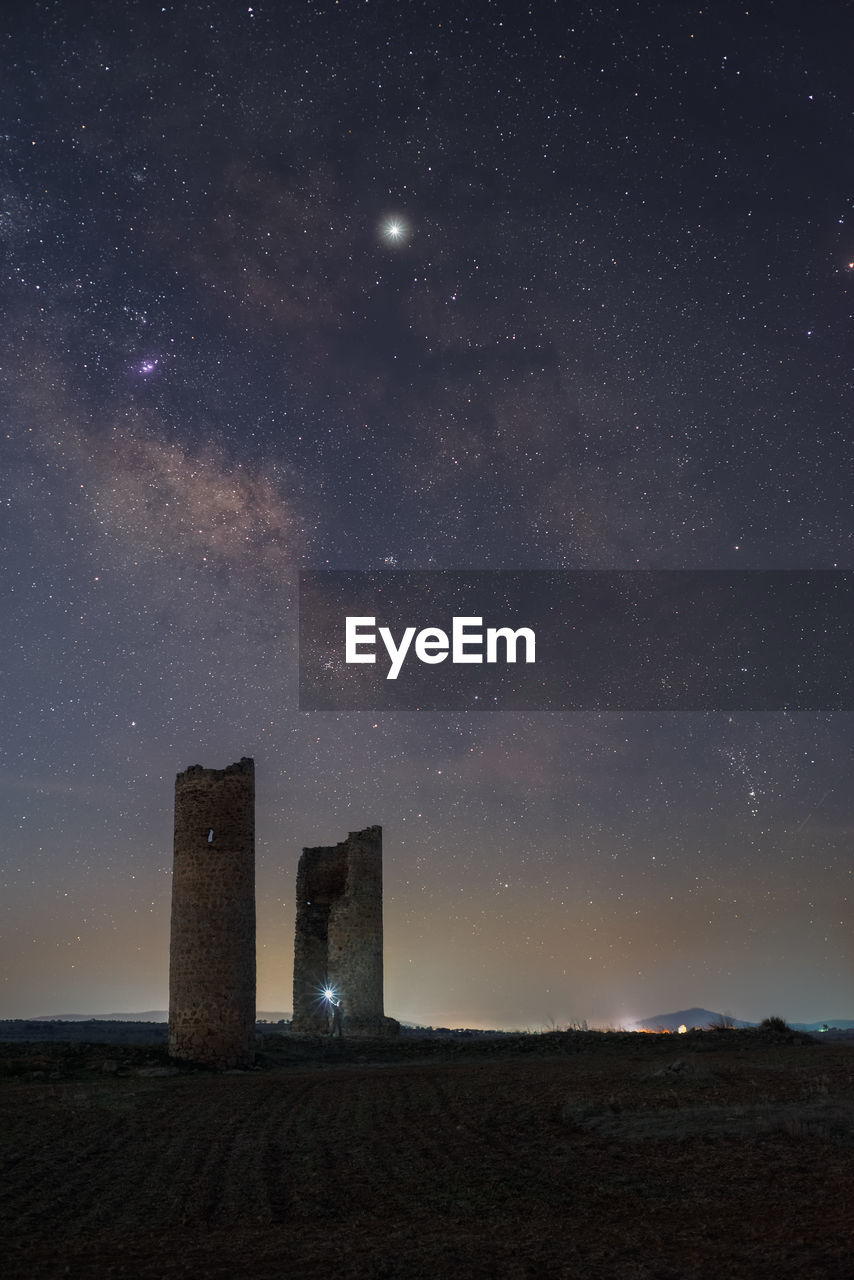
top-left (2, 1038), bottom-right (853, 1278)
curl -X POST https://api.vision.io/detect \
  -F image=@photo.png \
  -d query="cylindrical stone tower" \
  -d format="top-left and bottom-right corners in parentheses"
top-left (168, 757), bottom-right (256, 1066)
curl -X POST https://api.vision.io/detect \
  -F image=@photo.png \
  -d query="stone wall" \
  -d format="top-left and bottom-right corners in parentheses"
top-left (292, 826), bottom-right (398, 1037)
top-left (168, 757), bottom-right (256, 1066)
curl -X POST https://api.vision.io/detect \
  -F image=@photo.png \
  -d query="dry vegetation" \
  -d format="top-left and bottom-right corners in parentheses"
top-left (1, 1030), bottom-right (853, 1278)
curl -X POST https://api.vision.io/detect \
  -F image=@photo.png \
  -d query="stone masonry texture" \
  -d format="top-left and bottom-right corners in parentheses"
top-left (168, 757), bottom-right (256, 1066)
top-left (292, 826), bottom-right (399, 1038)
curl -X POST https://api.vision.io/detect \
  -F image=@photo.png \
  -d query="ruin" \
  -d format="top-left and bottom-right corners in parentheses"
top-left (291, 825), bottom-right (399, 1037)
top-left (168, 757), bottom-right (256, 1066)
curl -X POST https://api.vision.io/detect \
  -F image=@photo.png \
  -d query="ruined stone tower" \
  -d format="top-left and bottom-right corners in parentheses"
top-left (168, 757), bottom-right (256, 1066)
top-left (292, 825), bottom-right (398, 1037)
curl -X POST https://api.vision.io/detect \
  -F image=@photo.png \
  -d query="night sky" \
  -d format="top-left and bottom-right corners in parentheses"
top-left (1, 1), bottom-right (851, 1029)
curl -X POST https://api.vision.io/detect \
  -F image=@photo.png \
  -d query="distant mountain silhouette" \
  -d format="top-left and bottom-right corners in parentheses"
top-left (31, 1011), bottom-right (167, 1022)
top-left (25, 1008), bottom-right (853, 1031)
top-left (790, 1019), bottom-right (854, 1031)
top-left (30, 1011), bottom-right (292, 1023)
top-left (629, 1008), bottom-right (754, 1031)
top-left (629, 1008), bottom-right (854, 1032)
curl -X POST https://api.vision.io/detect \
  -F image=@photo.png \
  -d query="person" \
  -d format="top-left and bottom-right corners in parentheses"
top-left (331, 998), bottom-right (344, 1038)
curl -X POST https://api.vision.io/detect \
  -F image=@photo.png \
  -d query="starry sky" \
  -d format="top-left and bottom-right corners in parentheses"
top-left (1, 0), bottom-right (851, 1029)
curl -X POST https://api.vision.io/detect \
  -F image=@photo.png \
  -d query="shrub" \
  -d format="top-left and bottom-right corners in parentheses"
top-left (759, 1015), bottom-right (790, 1033)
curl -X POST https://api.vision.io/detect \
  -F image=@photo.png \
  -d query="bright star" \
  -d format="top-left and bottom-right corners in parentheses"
top-left (380, 215), bottom-right (410, 246)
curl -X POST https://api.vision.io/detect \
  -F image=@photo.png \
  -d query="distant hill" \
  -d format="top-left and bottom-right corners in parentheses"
top-left (630, 1009), bottom-right (854, 1033)
top-left (31, 1011), bottom-right (168, 1023)
top-left (790, 1020), bottom-right (854, 1031)
top-left (30, 1011), bottom-right (292, 1023)
top-left (24, 1009), bottom-right (854, 1033)
top-left (629, 1008), bottom-right (755, 1031)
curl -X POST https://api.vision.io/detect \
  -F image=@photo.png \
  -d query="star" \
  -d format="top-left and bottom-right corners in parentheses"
top-left (380, 216), bottom-right (410, 246)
